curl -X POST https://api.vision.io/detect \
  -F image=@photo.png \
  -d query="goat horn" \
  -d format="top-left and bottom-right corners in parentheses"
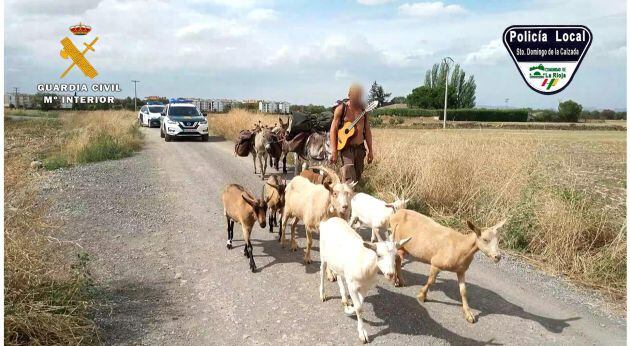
top-left (311, 166), bottom-right (340, 184)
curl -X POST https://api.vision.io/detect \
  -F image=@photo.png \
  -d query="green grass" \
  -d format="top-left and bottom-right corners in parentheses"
top-left (5, 109), bottom-right (60, 118)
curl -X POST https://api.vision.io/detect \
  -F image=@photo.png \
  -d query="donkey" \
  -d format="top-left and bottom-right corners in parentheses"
top-left (280, 131), bottom-right (331, 175)
top-left (267, 119), bottom-right (287, 170)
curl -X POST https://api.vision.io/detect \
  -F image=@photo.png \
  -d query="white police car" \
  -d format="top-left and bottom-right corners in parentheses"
top-left (138, 103), bottom-right (165, 128)
top-left (160, 99), bottom-right (209, 142)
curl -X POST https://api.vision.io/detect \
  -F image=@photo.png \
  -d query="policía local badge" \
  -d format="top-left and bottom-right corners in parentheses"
top-left (503, 25), bottom-right (592, 95)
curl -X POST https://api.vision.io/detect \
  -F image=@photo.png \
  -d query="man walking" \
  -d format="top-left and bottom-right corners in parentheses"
top-left (329, 84), bottom-right (374, 183)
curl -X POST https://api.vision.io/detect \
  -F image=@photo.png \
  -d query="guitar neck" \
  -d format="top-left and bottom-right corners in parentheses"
top-left (348, 110), bottom-right (367, 129)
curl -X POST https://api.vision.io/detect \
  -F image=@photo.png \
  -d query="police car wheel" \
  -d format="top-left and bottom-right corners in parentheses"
top-left (165, 133), bottom-right (172, 142)
top-left (160, 129), bottom-right (165, 138)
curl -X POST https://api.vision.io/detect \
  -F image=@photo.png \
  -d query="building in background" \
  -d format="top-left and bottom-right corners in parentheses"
top-left (259, 100), bottom-right (290, 114)
top-left (4, 93), bottom-right (34, 108)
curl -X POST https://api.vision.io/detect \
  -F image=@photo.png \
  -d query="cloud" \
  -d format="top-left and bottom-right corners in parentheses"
top-left (175, 21), bottom-right (250, 40)
top-left (334, 69), bottom-right (349, 80)
top-left (194, 0), bottom-right (265, 9)
top-left (398, 2), bottom-right (465, 18)
top-left (464, 39), bottom-right (506, 66)
top-left (357, 0), bottom-right (395, 5)
top-left (7, 0), bottom-right (104, 15)
top-left (246, 8), bottom-right (276, 21)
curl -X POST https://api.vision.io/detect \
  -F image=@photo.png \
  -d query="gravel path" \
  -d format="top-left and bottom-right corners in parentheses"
top-left (41, 127), bottom-right (626, 345)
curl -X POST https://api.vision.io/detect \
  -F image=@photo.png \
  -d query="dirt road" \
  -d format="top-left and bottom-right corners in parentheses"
top-left (44, 127), bottom-right (626, 345)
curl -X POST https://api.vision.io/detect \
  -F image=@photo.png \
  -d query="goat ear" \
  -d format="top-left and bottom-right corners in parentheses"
top-left (492, 219), bottom-right (507, 232)
top-left (395, 237), bottom-right (412, 249)
top-left (242, 193), bottom-right (256, 206)
top-left (466, 220), bottom-right (481, 237)
top-left (363, 241), bottom-right (377, 252)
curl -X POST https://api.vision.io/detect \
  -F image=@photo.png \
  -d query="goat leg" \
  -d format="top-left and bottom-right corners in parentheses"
top-left (319, 261), bottom-right (327, 302)
top-left (225, 216), bottom-right (233, 249)
top-left (457, 272), bottom-right (476, 323)
top-left (248, 241), bottom-right (256, 272)
top-left (304, 227), bottom-right (313, 264)
top-left (394, 249), bottom-right (406, 287)
top-left (348, 283), bottom-right (369, 343)
top-left (417, 265), bottom-right (439, 303)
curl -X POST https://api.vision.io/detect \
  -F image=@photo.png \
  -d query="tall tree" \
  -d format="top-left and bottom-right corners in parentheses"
top-left (411, 61), bottom-right (476, 109)
top-left (368, 81), bottom-right (391, 106)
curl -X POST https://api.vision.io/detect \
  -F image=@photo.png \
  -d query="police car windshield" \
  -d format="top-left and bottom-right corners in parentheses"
top-left (169, 106), bottom-right (199, 117)
top-left (149, 106), bottom-right (164, 113)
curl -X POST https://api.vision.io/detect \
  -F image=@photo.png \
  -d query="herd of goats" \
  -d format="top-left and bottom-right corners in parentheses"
top-left (222, 118), bottom-right (507, 343)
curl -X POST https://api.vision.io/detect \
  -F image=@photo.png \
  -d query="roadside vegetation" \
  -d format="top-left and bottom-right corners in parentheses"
top-left (209, 109), bottom-right (627, 301)
top-left (4, 110), bottom-right (142, 344)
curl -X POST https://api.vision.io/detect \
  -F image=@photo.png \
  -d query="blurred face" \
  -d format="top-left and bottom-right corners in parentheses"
top-left (349, 87), bottom-right (363, 104)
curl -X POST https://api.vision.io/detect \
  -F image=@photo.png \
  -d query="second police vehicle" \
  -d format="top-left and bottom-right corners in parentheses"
top-left (160, 98), bottom-right (209, 142)
top-left (138, 102), bottom-right (165, 128)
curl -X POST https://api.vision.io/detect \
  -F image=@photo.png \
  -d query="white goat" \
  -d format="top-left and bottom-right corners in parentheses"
top-left (319, 217), bottom-right (411, 343)
top-left (280, 166), bottom-right (355, 263)
top-left (349, 193), bottom-right (409, 242)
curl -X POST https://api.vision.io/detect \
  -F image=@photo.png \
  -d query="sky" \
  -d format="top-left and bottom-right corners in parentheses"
top-left (4, 0), bottom-right (627, 109)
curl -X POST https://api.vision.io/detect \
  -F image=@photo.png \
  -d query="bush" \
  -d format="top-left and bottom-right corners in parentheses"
top-left (373, 108), bottom-right (529, 122)
top-left (373, 108), bottom-right (441, 117)
top-left (439, 109), bottom-right (529, 122)
top-left (388, 116), bottom-right (404, 125)
top-left (557, 100), bottom-right (582, 122)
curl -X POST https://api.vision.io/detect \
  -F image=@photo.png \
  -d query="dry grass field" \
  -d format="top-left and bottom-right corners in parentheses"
top-left (4, 110), bottom-right (141, 344)
top-left (209, 110), bottom-right (627, 300)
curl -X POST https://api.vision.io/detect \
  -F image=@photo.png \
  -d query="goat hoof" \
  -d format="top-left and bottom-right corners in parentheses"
top-left (464, 311), bottom-right (476, 323)
top-left (358, 329), bottom-right (369, 343)
top-left (320, 294), bottom-right (326, 302)
top-left (226, 244), bottom-right (232, 250)
top-left (417, 293), bottom-right (426, 303)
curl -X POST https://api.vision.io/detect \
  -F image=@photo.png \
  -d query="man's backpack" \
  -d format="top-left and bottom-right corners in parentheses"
top-left (234, 130), bottom-right (255, 157)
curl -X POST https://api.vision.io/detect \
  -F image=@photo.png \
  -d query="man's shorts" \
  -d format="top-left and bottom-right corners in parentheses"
top-left (339, 144), bottom-right (366, 183)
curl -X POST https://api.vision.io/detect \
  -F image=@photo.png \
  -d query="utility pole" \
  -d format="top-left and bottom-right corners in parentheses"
top-left (13, 87), bottom-right (19, 108)
top-left (131, 80), bottom-right (140, 111)
top-left (442, 57), bottom-right (453, 129)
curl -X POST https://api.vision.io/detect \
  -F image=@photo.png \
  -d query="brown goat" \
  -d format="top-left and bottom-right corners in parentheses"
top-left (390, 209), bottom-right (506, 323)
top-left (299, 167), bottom-right (333, 186)
top-left (263, 174), bottom-right (286, 234)
top-left (221, 184), bottom-right (269, 272)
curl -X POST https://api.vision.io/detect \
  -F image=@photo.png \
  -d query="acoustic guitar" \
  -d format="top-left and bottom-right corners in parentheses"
top-left (336, 101), bottom-right (379, 151)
